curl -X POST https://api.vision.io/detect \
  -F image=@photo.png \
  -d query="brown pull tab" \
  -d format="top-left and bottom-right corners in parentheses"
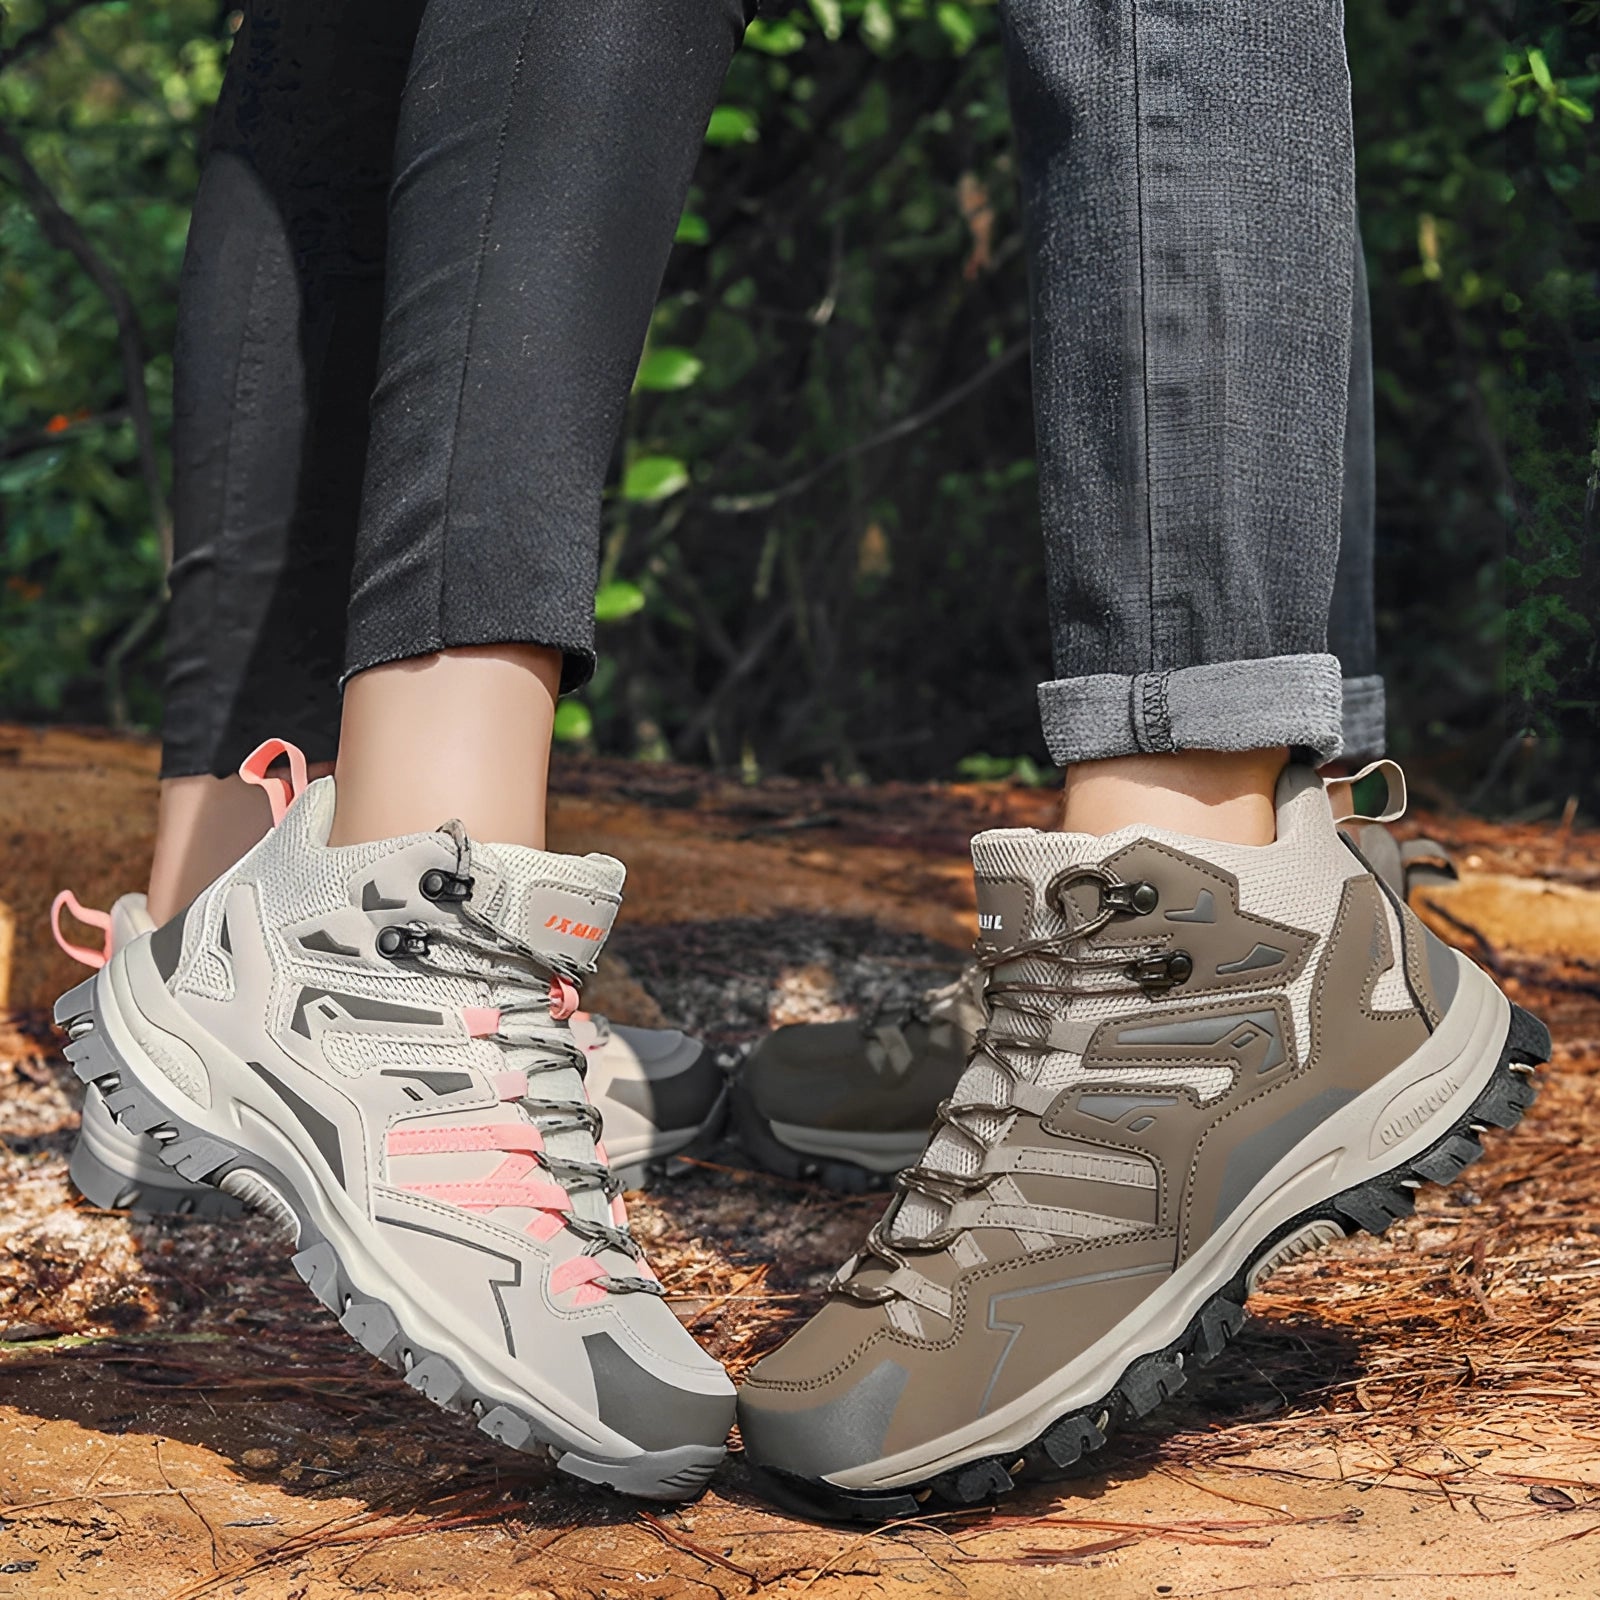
top-left (1329, 758), bottom-right (1408, 825)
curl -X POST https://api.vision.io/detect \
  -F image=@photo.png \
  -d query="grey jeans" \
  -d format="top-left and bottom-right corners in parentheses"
top-left (1003, 0), bottom-right (1373, 765)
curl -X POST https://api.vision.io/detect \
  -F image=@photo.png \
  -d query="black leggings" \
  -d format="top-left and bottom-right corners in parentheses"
top-left (163, 0), bottom-right (746, 776)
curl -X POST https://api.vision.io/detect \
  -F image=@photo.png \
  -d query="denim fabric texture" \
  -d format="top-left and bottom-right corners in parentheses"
top-left (162, 0), bottom-right (746, 776)
top-left (1329, 235), bottom-right (1386, 760)
top-left (1008, 0), bottom-right (1360, 764)
top-left (164, 0), bottom-right (426, 775)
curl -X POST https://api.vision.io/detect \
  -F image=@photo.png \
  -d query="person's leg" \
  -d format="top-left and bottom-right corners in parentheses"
top-left (152, 0), bottom-right (424, 919)
top-left (147, 775), bottom-right (283, 923)
top-left (1004, 0), bottom-right (1353, 842)
top-left (329, 646), bottom-right (561, 848)
top-left (735, 0), bottom-right (1549, 1520)
top-left (68, 0), bottom-right (751, 1496)
top-left (328, 0), bottom-right (745, 850)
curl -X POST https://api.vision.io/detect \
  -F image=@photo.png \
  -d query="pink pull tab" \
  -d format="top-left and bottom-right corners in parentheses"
top-left (51, 890), bottom-right (113, 970)
top-left (548, 974), bottom-right (580, 1021)
top-left (238, 738), bottom-right (310, 827)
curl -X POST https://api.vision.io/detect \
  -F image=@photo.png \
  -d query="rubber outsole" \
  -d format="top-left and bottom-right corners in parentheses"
top-left (67, 1087), bottom-right (248, 1219)
top-left (745, 1002), bottom-right (1551, 1524)
top-left (53, 973), bottom-right (725, 1502)
top-left (729, 1076), bottom-right (904, 1195)
top-left (67, 1134), bottom-right (249, 1219)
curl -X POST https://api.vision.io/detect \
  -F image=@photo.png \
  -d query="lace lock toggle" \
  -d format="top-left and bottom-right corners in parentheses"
top-left (1101, 879), bottom-right (1159, 917)
top-left (1126, 950), bottom-right (1193, 992)
top-left (377, 924), bottom-right (431, 959)
top-left (419, 867), bottom-right (474, 902)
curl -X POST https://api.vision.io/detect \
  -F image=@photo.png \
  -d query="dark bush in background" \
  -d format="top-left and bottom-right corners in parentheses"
top-left (2, 0), bottom-right (1595, 811)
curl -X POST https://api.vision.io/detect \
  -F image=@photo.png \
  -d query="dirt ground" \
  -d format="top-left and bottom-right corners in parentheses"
top-left (2, 724), bottom-right (1599, 1599)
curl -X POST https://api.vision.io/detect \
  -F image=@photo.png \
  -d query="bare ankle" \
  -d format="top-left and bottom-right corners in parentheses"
top-left (328, 645), bottom-right (562, 849)
top-left (1059, 748), bottom-right (1288, 846)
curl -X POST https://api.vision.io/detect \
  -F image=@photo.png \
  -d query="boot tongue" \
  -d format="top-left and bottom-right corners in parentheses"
top-left (888, 827), bottom-right (1106, 1245)
top-left (464, 843), bottom-right (626, 1231)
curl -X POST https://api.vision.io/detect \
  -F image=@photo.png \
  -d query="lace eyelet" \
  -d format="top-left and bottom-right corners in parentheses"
top-left (419, 868), bottom-right (473, 902)
top-left (376, 924), bottom-right (431, 959)
top-left (1102, 879), bottom-right (1159, 916)
top-left (1126, 950), bottom-right (1192, 992)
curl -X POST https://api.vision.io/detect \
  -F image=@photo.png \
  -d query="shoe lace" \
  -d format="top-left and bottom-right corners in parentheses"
top-left (386, 823), bottom-right (660, 1296)
top-left (835, 864), bottom-right (1189, 1304)
top-left (861, 960), bottom-right (986, 1036)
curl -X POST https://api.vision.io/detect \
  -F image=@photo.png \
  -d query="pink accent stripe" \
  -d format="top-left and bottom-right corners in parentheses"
top-left (610, 1194), bottom-right (628, 1228)
top-left (401, 1179), bottom-right (571, 1212)
top-left (462, 1006), bottom-right (501, 1038)
top-left (549, 1256), bottom-right (606, 1296)
top-left (526, 1211), bottom-right (563, 1242)
top-left (51, 890), bottom-right (112, 970)
top-left (387, 1124), bottom-right (543, 1157)
top-left (485, 1153), bottom-right (534, 1184)
top-left (238, 738), bottom-right (310, 827)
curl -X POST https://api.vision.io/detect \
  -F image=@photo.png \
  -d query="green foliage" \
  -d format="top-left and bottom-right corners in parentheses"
top-left (1345, 0), bottom-right (1599, 803)
top-left (956, 752), bottom-right (1051, 787)
top-left (633, 347), bottom-right (704, 393)
top-left (621, 455), bottom-right (691, 504)
top-left (2, 0), bottom-right (1596, 808)
top-left (593, 580), bottom-right (647, 623)
top-left (552, 699), bottom-right (594, 745)
top-left (1, 0), bottom-right (222, 725)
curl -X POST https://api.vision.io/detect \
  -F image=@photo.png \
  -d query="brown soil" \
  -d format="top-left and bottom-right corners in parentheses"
top-left (1, 724), bottom-right (1599, 1599)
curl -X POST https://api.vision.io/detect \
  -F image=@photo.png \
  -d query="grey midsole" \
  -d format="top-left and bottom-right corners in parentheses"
top-left (78, 1085), bottom-right (196, 1187)
top-left (765, 1122), bottom-right (928, 1174)
top-left (67, 1133), bottom-right (246, 1218)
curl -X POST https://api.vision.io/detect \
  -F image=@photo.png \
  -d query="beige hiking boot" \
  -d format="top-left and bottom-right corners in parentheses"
top-left (735, 766), bottom-right (1546, 1520)
top-left (57, 759), bottom-right (733, 1499)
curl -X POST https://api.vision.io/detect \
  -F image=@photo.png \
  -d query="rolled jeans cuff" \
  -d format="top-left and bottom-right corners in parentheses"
top-left (1038, 653), bottom-right (1346, 766)
top-left (1340, 674), bottom-right (1386, 763)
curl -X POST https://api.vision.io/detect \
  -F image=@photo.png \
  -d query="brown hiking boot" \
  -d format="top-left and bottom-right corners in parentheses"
top-left (733, 822), bottom-right (1457, 1194)
top-left (736, 767), bottom-right (1547, 1520)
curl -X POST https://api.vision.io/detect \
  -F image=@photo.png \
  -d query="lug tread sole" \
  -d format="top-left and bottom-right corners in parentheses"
top-left (751, 1003), bottom-right (1552, 1524)
top-left (67, 1137), bottom-right (249, 1220)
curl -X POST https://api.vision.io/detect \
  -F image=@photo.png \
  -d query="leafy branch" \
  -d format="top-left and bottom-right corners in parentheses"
top-left (0, 119), bottom-right (171, 727)
top-left (706, 337), bottom-right (1029, 514)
